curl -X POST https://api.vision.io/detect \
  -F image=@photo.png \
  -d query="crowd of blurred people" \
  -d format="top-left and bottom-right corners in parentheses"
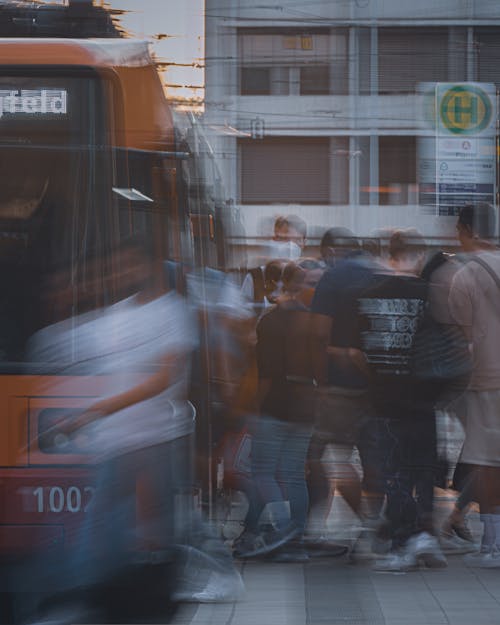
top-left (21, 204), bottom-right (500, 624)
top-left (220, 205), bottom-right (500, 573)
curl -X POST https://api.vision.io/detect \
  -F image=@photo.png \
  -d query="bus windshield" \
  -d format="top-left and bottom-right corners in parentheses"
top-left (0, 71), bottom-right (107, 368)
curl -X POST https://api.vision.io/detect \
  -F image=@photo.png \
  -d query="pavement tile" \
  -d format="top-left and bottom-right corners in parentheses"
top-left (172, 545), bottom-right (500, 625)
top-left (438, 609), bottom-right (500, 625)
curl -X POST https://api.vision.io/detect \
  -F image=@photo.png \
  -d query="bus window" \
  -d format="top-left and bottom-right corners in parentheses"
top-left (112, 149), bottom-right (157, 244)
top-left (111, 147), bottom-right (188, 271)
top-left (0, 71), bottom-right (109, 367)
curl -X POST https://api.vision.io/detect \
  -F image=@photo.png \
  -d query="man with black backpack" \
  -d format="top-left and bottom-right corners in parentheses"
top-left (447, 204), bottom-right (500, 568)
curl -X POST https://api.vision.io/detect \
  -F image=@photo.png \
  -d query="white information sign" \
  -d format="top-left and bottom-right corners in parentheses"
top-left (418, 83), bottom-right (496, 215)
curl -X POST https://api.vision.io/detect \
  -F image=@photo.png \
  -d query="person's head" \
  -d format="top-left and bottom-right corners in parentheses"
top-left (263, 258), bottom-right (285, 303)
top-left (361, 238), bottom-right (380, 258)
top-left (273, 214), bottom-right (307, 250)
top-left (319, 227), bottom-right (359, 265)
top-left (297, 257), bottom-right (325, 289)
top-left (281, 260), bottom-right (323, 307)
top-left (456, 203), bottom-right (496, 251)
top-left (370, 227), bottom-right (394, 262)
top-left (282, 262), bottom-right (306, 296)
top-left (388, 228), bottom-right (427, 275)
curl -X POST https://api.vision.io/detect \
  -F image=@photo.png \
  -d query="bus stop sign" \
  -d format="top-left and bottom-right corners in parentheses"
top-left (432, 83), bottom-right (497, 215)
top-left (438, 84), bottom-right (493, 136)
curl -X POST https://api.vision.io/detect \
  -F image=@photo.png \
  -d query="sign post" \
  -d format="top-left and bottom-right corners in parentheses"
top-left (434, 83), bottom-right (496, 215)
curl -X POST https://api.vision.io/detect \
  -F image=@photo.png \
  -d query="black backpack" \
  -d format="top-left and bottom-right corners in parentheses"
top-left (249, 266), bottom-right (265, 304)
top-left (410, 252), bottom-right (472, 399)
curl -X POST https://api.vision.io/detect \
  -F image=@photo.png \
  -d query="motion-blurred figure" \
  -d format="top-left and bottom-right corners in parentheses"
top-left (308, 228), bottom-right (385, 546)
top-left (448, 204), bottom-right (500, 568)
top-left (421, 215), bottom-right (478, 551)
top-left (186, 264), bottom-right (259, 551)
top-left (233, 262), bottom-right (324, 561)
top-left (25, 239), bottom-right (204, 622)
top-left (359, 229), bottom-right (447, 572)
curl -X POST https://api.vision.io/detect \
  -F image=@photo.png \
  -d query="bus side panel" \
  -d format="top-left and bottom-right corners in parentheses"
top-left (114, 65), bottom-right (174, 152)
top-left (0, 467), bottom-right (95, 555)
top-left (0, 376), bottom-right (100, 562)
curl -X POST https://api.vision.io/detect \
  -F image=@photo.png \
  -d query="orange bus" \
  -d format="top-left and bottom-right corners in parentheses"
top-left (0, 36), bottom-right (226, 619)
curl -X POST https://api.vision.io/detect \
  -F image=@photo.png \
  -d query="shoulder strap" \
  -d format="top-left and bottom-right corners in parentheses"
top-left (469, 255), bottom-right (500, 291)
top-left (421, 250), bottom-right (449, 282)
top-left (249, 267), bottom-right (265, 303)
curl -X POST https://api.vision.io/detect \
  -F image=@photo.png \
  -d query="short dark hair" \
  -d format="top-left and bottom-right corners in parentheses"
top-left (389, 228), bottom-right (426, 260)
top-left (320, 227), bottom-right (359, 252)
top-left (263, 259), bottom-right (284, 284)
top-left (282, 261), bottom-right (306, 293)
top-left (297, 257), bottom-right (324, 271)
top-left (458, 203), bottom-right (496, 239)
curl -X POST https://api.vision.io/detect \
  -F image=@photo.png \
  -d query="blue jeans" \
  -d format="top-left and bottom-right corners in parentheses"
top-left (250, 416), bottom-right (312, 534)
top-left (78, 435), bottom-right (196, 588)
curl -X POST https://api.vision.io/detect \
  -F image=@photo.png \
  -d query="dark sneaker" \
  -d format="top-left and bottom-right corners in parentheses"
top-left (234, 522), bottom-right (300, 558)
top-left (269, 543), bottom-right (310, 563)
top-left (233, 531), bottom-right (260, 558)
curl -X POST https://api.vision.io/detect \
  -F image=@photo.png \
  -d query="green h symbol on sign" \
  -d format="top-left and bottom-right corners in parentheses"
top-left (440, 85), bottom-right (492, 134)
top-left (454, 95), bottom-right (478, 124)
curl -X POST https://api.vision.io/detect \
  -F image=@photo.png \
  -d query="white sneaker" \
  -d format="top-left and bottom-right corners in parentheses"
top-left (373, 550), bottom-right (417, 573)
top-left (173, 570), bottom-right (245, 603)
top-left (440, 532), bottom-right (477, 555)
top-left (464, 548), bottom-right (500, 568)
top-left (407, 532), bottom-right (447, 568)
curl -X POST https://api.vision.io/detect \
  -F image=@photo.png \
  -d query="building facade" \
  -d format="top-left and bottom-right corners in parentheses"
top-left (204, 0), bottom-right (500, 258)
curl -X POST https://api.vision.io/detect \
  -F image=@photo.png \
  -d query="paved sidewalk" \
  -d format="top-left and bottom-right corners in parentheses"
top-left (172, 473), bottom-right (497, 625)
top-left (174, 554), bottom-right (500, 625)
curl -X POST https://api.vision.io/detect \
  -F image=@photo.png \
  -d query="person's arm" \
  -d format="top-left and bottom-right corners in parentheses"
top-left (309, 312), bottom-right (331, 386)
top-left (309, 313), bottom-right (368, 384)
top-left (60, 351), bottom-right (184, 433)
top-left (326, 345), bottom-right (369, 376)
